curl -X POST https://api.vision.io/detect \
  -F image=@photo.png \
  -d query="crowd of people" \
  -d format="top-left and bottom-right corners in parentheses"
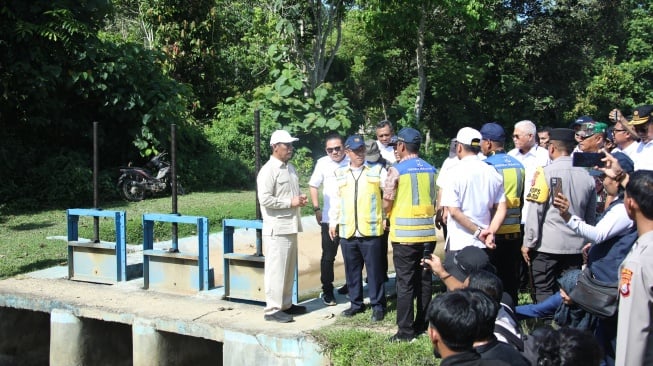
top-left (256, 105), bottom-right (653, 365)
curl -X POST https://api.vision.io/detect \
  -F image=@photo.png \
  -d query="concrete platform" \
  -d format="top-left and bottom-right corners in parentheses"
top-left (0, 265), bottom-right (362, 365)
top-left (1, 217), bottom-right (443, 365)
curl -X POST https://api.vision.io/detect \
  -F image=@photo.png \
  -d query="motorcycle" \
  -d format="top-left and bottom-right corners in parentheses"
top-left (117, 152), bottom-right (184, 202)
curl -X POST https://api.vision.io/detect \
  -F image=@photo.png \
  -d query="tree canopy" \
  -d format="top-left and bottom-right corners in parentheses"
top-left (2, 0), bottom-right (652, 207)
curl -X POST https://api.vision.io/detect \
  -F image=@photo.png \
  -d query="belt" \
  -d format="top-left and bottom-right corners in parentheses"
top-left (495, 233), bottom-right (522, 240)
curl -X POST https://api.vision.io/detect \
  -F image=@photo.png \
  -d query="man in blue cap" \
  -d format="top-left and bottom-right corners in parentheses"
top-left (383, 127), bottom-right (437, 342)
top-left (479, 122), bottom-right (525, 305)
top-left (329, 135), bottom-right (388, 322)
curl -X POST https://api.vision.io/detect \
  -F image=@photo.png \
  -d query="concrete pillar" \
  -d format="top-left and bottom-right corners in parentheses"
top-left (132, 318), bottom-right (165, 366)
top-left (50, 309), bottom-right (84, 366)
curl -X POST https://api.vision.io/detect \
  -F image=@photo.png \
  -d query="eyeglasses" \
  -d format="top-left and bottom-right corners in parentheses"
top-left (575, 133), bottom-right (594, 141)
top-left (326, 146), bottom-right (342, 154)
top-left (613, 129), bottom-right (627, 133)
top-left (512, 133), bottom-right (530, 139)
top-left (278, 142), bottom-right (293, 148)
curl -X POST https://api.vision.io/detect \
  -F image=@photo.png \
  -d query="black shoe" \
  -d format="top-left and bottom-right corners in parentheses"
top-left (371, 310), bottom-right (385, 322)
top-left (341, 306), bottom-right (366, 317)
top-left (264, 311), bottom-right (293, 323)
top-left (283, 304), bottom-right (307, 315)
top-left (337, 284), bottom-right (349, 295)
top-left (322, 292), bottom-right (336, 306)
top-left (388, 332), bottom-right (416, 343)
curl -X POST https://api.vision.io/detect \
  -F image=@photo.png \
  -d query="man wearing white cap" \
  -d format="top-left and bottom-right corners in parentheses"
top-left (440, 127), bottom-right (506, 254)
top-left (257, 129), bottom-right (308, 323)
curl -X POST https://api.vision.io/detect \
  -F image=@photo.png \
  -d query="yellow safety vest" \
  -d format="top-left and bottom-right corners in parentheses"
top-left (485, 152), bottom-right (525, 235)
top-left (335, 164), bottom-right (384, 239)
top-left (389, 158), bottom-right (437, 243)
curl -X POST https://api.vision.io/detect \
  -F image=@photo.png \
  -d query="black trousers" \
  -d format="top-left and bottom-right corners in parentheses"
top-left (531, 251), bottom-right (583, 303)
top-left (320, 223), bottom-right (340, 293)
top-left (381, 228), bottom-right (389, 279)
top-left (392, 242), bottom-right (434, 337)
top-left (488, 234), bottom-right (522, 306)
top-left (341, 236), bottom-right (386, 311)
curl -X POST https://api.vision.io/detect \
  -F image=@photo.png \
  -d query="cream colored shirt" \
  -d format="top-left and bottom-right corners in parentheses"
top-left (257, 156), bottom-right (303, 235)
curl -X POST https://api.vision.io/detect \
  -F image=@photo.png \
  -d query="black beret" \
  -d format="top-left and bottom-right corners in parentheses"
top-left (549, 128), bottom-right (576, 142)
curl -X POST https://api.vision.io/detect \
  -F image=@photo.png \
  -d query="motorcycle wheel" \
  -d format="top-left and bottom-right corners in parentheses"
top-left (119, 179), bottom-right (145, 202)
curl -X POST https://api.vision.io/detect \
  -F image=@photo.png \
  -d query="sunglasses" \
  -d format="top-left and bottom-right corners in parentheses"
top-left (326, 146), bottom-right (342, 154)
top-left (576, 133), bottom-right (594, 141)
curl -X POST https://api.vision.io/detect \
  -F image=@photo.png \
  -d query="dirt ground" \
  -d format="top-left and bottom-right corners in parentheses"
top-left (203, 217), bottom-right (446, 296)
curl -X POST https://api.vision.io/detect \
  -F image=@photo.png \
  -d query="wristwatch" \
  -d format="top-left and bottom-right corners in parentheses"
top-left (313, 206), bottom-right (321, 212)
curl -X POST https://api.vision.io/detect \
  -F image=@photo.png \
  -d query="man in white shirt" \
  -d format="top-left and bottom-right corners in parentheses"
top-left (375, 120), bottom-right (397, 165)
top-left (508, 120), bottom-right (550, 292)
top-left (309, 133), bottom-right (349, 306)
top-left (610, 119), bottom-right (640, 158)
top-left (508, 120), bottom-right (551, 222)
top-left (628, 105), bottom-right (653, 171)
top-left (441, 127), bottom-right (506, 253)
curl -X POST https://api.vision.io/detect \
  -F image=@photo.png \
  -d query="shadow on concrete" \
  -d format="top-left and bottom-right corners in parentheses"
top-left (14, 259), bottom-right (66, 278)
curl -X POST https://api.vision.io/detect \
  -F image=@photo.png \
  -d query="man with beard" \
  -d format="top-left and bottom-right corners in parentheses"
top-left (258, 130), bottom-right (307, 323)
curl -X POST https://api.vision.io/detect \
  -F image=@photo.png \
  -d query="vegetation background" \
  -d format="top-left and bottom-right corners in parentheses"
top-left (2, 2), bottom-right (626, 362)
top-left (2, 0), bottom-right (653, 210)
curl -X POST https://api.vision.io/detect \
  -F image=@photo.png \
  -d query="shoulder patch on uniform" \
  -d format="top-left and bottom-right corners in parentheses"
top-left (620, 267), bottom-right (632, 297)
top-left (525, 166), bottom-right (549, 203)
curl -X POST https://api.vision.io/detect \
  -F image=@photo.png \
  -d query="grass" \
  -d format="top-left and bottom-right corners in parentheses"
top-left (0, 190), bottom-right (325, 279)
top-left (0, 190), bottom-right (541, 365)
top-left (312, 289), bottom-right (443, 366)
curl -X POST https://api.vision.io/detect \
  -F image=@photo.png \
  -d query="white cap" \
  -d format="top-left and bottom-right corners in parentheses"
top-left (456, 127), bottom-right (482, 147)
top-left (270, 130), bottom-right (299, 145)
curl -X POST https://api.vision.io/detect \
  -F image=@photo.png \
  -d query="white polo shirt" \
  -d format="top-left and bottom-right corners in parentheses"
top-left (631, 140), bottom-right (653, 171)
top-left (377, 141), bottom-right (396, 164)
top-left (440, 155), bottom-right (505, 251)
top-left (308, 155), bottom-right (349, 223)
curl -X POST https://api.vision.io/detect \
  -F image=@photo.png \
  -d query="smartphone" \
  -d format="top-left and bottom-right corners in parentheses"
top-left (423, 248), bottom-right (432, 270)
top-left (550, 177), bottom-right (562, 200)
top-left (572, 152), bottom-right (606, 168)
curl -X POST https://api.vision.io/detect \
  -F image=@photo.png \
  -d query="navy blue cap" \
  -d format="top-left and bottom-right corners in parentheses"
top-left (480, 122), bottom-right (506, 141)
top-left (570, 115), bottom-right (594, 129)
top-left (396, 127), bottom-right (422, 145)
top-left (345, 135), bottom-right (365, 150)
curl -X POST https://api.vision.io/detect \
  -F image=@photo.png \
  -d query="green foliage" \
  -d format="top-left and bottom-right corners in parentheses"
top-left (0, 0), bottom-right (196, 206)
top-left (573, 1), bottom-right (653, 116)
top-left (252, 46), bottom-right (355, 145)
top-left (0, 191), bottom-right (258, 279)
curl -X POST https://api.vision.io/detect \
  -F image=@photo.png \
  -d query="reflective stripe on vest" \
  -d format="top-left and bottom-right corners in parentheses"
top-left (390, 158), bottom-right (437, 243)
top-left (486, 152), bottom-right (525, 235)
top-left (335, 164), bottom-right (384, 238)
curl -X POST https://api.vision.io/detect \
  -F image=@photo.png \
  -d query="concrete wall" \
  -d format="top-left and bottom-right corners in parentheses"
top-left (1, 306), bottom-right (325, 365)
top-left (0, 308), bottom-right (50, 366)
